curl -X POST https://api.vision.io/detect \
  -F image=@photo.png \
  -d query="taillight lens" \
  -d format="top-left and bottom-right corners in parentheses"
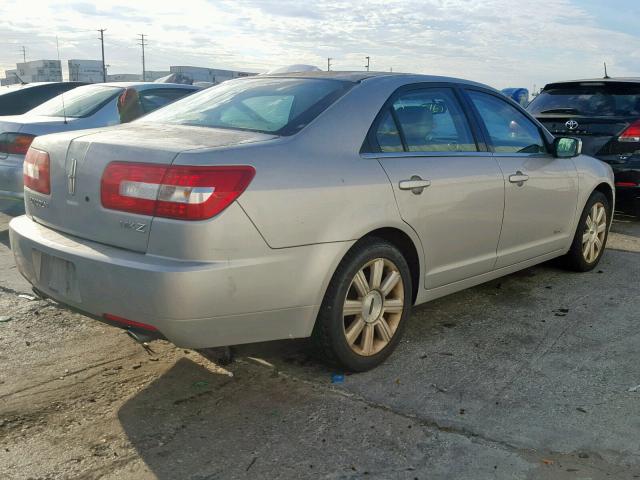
top-left (23, 147), bottom-right (51, 195)
top-left (0, 133), bottom-right (36, 155)
top-left (619, 120), bottom-right (640, 142)
top-left (101, 162), bottom-right (255, 220)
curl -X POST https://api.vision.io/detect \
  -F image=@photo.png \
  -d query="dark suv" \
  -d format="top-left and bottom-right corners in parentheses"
top-left (527, 78), bottom-right (640, 215)
top-left (0, 82), bottom-right (87, 116)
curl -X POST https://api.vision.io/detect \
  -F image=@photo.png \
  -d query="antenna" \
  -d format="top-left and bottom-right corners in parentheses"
top-left (603, 61), bottom-right (610, 79)
top-left (56, 36), bottom-right (68, 124)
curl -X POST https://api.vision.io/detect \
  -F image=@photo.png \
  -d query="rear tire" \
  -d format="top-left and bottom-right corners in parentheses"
top-left (562, 191), bottom-right (611, 272)
top-left (312, 237), bottom-right (412, 372)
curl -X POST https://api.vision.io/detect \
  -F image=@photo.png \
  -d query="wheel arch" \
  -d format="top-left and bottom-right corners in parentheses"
top-left (350, 227), bottom-right (422, 305)
top-left (594, 182), bottom-right (614, 218)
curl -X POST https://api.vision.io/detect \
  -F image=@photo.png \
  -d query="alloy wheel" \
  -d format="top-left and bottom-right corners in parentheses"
top-left (582, 201), bottom-right (607, 263)
top-left (342, 258), bottom-right (405, 356)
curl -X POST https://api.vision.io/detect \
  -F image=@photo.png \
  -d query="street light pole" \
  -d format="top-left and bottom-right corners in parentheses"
top-left (98, 29), bottom-right (107, 82)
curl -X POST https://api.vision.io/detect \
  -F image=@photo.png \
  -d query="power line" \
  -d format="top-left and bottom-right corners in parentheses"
top-left (98, 29), bottom-right (107, 82)
top-left (365, 56), bottom-right (370, 72)
top-left (327, 57), bottom-right (332, 71)
top-left (19, 46), bottom-right (26, 63)
top-left (138, 34), bottom-right (147, 81)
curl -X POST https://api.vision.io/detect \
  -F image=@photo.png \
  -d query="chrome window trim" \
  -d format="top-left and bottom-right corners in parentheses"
top-left (361, 151), bottom-right (493, 160)
top-left (492, 152), bottom-right (552, 158)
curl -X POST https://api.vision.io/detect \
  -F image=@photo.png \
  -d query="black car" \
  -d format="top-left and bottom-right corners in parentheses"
top-left (528, 78), bottom-right (640, 215)
top-left (0, 82), bottom-right (87, 116)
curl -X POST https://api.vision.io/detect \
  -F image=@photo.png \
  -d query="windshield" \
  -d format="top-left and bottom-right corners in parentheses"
top-left (29, 84), bottom-right (122, 118)
top-left (140, 77), bottom-right (353, 135)
top-left (528, 83), bottom-right (640, 117)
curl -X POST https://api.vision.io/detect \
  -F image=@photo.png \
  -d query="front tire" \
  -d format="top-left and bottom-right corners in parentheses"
top-left (563, 191), bottom-right (611, 271)
top-left (312, 237), bottom-right (412, 372)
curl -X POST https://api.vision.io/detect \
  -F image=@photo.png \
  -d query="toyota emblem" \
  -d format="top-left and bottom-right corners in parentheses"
top-left (565, 120), bottom-right (579, 130)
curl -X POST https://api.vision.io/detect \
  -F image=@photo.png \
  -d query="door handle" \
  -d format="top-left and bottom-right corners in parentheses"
top-left (399, 176), bottom-right (431, 194)
top-left (509, 171), bottom-right (529, 186)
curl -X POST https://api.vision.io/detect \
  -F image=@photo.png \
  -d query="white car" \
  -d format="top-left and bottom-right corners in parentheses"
top-left (0, 82), bottom-right (199, 199)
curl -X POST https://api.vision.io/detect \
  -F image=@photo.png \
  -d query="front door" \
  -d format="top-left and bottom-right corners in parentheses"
top-left (371, 86), bottom-right (505, 289)
top-left (465, 89), bottom-right (579, 268)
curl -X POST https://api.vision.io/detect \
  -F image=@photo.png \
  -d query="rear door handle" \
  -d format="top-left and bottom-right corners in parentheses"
top-left (399, 176), bottom-right (431, 194)
top-left (509, 171), bottom-right (529, 185)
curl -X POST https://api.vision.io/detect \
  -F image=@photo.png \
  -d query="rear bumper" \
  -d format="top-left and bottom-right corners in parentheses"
top-left (9, 215), bottom-right (350, 348)
top-left (0, 154), bottom-right (24, 199)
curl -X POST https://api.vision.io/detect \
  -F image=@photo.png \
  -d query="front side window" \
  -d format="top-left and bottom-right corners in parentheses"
top-left (468, 90), bottom-right (546, 154)
top-left (376, 88), bottom-right (477, 153)
top-left (28, 85), bottom-right (122, 118)
top-left (141, 78), bottom-right (352, 135)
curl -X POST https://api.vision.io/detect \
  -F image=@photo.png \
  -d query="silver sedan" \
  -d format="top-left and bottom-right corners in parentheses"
top-left (10, 72), bottom-right (614, 371)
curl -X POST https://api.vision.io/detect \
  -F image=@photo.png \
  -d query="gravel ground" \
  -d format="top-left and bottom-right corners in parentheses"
top-left (1, 198), bottom-right (639, 480)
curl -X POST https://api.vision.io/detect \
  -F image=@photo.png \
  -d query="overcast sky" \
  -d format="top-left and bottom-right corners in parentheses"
top-left (2, 0), bottom-right (639, 89)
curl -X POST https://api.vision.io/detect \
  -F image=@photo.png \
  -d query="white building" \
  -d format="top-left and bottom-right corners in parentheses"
top-left (145, 70), bottom-right (171, 81)
top-left (106, 73), bottom-right (141, 82)
top-left (0, 69), bottom-right (19, 86)
top-left (15, 60), bottom-right (62, 83)
top-left (68, 59), bottom-right (104, 83)
top-left (169, 66), bottom-right (254, 85)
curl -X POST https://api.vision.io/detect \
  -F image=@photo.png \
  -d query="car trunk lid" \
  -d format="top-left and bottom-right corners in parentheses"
top-left (27, 123), bottom-right (276, 252)
top-left (537, 115), bottom-right (640, 159)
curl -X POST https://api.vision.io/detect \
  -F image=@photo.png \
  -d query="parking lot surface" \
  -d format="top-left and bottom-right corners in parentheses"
top-left (1, 198), bottom-right (639, 479)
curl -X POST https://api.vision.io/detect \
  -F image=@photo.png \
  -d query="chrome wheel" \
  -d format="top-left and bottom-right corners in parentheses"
top-left (342, 258), bottom-right (404, 356)
top-left (582, 201), bottom-right (607, 263)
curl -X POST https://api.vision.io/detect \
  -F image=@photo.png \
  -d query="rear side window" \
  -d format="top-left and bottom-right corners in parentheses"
top-left (138, 88), bottom-right (194, 113)
top-left (375, 87), bottom-right (477, 153)
top-left (141, 78), bottom-right (353, 135)
top-left (376, 110), bottom-right (403, 152)
top-left (527, 83), bottom-right (640, 117)
top-left (468, 91), bottom-right (546, 154)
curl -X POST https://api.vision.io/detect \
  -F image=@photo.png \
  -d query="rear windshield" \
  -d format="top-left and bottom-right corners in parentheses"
top-left (28, 84), bottom-right (122, 118)
top-left (140, 77), bottom-right (353, 135)
top-left (528, 83), bottom-right (640, 117)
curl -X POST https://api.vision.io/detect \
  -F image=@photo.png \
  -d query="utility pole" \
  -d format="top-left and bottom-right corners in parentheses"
top-left (19, 46), bottom-right (26, 63)
top-left (138, 34), bottom-right (147, 81)
top-left (365, 56), bottom-right (370, 72)
top-left (327, 57), bottom-right (332, 72)
top-left (98, 29), bottom-right (106, 82)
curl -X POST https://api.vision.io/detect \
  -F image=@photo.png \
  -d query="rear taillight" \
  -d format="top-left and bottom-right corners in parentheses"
top-left (101, 162), bottom-right (255, 220)
top-left (619, 120), bottom-right (640, 142)
top-left (23, 147), bottom-right (51, 195)
top-left (0, 133), bottom-right (36, 155)
top-left (615, 181), bottom-right (638, 187)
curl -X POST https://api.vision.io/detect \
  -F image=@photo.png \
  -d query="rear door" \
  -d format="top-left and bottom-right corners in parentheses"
top-left (465, 88), bottom-right (579, 268)
top-left (368, 84), bottom-right (505, 289)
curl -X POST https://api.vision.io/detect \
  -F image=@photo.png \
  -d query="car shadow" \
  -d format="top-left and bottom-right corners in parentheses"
top-left (117, 356), bottom-right (338, 479)
top-left (0, 229), bottom-right (9, 248)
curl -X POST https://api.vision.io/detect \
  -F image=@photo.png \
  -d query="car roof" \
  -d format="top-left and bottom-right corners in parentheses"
top-left (543, 77), bottom-right (640, 90)
top-left (0, 81), bottom-right (86, 93)
top-left (102, 82), bottom-right (199, 89)
top-left (255, 70), bottom-right (492, 89)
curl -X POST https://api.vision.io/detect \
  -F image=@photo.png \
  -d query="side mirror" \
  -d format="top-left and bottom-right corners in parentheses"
top-left (553, 137), bottom-right (582, 158)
